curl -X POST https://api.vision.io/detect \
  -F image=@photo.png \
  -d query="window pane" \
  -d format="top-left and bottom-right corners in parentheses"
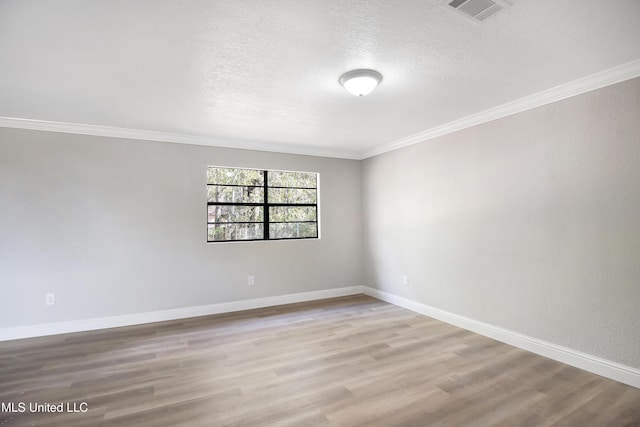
top-left (268, 171), bottom-right (317, 188)
top-left (268, 188), bottom-right (316, 204)
top-left (208, 223), bottom-right (264, 241)
top-left (207, 167), bottom-right (264, 186)
top-left (207, 166), bottom-right (319, 242)
top-left (208, 206), bottom-right (263, 223)
top-left (207, 185), bottom-right (264, 203)
top-left (269, 222), bottom-right (317, 239)
top-left (270, 206), bottom-right (316, 222)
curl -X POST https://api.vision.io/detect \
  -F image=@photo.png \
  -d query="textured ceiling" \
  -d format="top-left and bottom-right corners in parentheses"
top-left (1, 0), bottom-right (639, 158)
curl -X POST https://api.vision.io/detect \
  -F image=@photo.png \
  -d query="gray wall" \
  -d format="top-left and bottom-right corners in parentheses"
top-left (0, 128), bottom-right (363, 328)
top-left (2, 78), bottom-right (639, 370)
top-left (363, 77), bottom-right (640, 368)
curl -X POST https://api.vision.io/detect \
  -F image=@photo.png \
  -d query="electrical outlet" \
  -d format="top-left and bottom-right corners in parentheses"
top-left (402, 275), bottom-right (409, 286)
top-left (248, 275), bottom-right (255, 286)
top-left (45, 293), bottom-right (55, 306)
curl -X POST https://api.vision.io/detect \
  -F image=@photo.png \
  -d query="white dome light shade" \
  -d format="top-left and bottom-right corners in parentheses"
top-left (339, 69), bottom-right (383, 96)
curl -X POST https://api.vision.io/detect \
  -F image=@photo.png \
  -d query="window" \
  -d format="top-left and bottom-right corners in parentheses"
top-left (207, 166), bottom-right (319, 242)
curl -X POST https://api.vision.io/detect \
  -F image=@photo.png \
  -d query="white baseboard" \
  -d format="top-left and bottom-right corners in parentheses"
top-left (3, 285), bottom-right (638, 389)
top-left (363, 286), bottom-right (640, 389)
top-left (0, 286), bottom-right (363, 342)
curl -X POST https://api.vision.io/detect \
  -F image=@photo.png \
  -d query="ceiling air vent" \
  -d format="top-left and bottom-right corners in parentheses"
top-left (442, 0), bottom-right (513, 23)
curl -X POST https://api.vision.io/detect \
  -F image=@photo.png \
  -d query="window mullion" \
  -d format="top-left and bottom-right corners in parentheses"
top-left (263, 170), bottom-right (269, 240)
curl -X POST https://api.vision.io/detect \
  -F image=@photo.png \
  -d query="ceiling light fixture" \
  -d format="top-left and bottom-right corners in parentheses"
top-left (339, 69), bottom-right (383, 96)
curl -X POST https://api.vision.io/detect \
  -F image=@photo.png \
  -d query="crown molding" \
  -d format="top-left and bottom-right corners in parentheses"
top-left (1, 60), bottom-right (638, 161)
top-left (361, 59), bottom-right (640, 159)
top-left (0, 117), bottom-right (361, 160)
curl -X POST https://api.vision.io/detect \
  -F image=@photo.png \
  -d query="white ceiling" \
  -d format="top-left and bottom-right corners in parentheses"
top-left (1, 0), bottom-right (639, 159)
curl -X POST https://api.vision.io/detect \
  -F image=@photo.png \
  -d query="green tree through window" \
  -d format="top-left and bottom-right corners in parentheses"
top-left (207, 167), bottom-right (319, 242)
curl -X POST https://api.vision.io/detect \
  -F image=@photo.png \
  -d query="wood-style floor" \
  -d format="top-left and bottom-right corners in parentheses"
top-left (1, 295), bottom-right (639, 426)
